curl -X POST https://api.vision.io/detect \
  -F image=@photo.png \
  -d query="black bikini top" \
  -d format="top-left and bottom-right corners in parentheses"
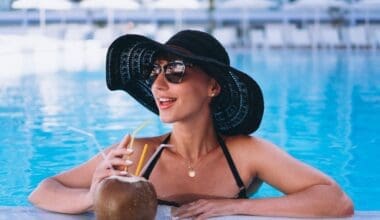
top-left (141, 134), bottom-right (248, 207)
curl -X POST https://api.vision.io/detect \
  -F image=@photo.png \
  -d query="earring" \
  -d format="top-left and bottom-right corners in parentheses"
top-left (211, 92), bottom-right (215, 97)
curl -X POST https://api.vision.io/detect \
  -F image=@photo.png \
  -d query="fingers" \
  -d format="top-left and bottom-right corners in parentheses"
top-left (95, 147), bottom-right (135, 178)
top-left (173, 199), bottom-right (234, 219)
top-left (106, 147), bottom-right (134, 160)
top-left (90, 136), bottom-right (135, 198)
top-left (106, 147), bottom-right (134, 171)
top-left (117, 134), bottom-right (131, 149)
top-left (93, 135), bottom-right (135, 184)
top-left (116, 134), bottom-right (135, 162)
top-left (108, 157), bottom-right (133, 168)
top-left (173, 200), bottom-right (208, 219)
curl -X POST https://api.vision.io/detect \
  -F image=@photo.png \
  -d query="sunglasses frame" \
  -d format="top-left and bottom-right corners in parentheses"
top-left (148, 60), bottom-right (193, 84)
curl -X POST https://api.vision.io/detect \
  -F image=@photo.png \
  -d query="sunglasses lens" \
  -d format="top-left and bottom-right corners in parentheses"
top-left (147, 64), bottom-right (160, 85)
top-left (148, 61), bottom-right (187, 84)
top-left (165, 62), bottom-right (185, 83)
top-left (147, 73), bottom-right (157, 85)
top-left (165, 72), bottom-right (184, 83)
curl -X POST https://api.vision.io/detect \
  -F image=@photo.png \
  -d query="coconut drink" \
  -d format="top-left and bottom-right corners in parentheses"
top-left (94, 175), bottom-right (157, 220)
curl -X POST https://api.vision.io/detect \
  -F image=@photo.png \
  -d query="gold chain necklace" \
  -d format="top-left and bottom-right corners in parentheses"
top-left (187, 162), bottom-right (196, 178)
top-left (172, 150), bottom-right (200, 178)
top-left (173, 156), bottom-right (198, 178)
top-left (171, 142), bottom-right (219, 178)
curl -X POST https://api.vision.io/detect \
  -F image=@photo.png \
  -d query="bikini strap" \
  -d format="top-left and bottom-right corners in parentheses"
top-left (157, 199), bottom-right (180, 207)
top-left (216, 134), bottom-right (248, 199)
top-left (141, 134), bottom-right (171, 179)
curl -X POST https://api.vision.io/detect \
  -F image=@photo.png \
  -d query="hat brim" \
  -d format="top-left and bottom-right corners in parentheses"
top-left (106, 34), bottom-right (264, 135)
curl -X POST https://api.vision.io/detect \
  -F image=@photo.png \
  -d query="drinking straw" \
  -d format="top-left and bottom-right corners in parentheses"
top-left (128, 120), bottom-right (152, 150)
top-left (122, 120), bottom-right (152, 172)
top-left (135, 144), bottom-right (148, 176)
top-left (68, 126), bottom-right (116, 176)
top-left (138, 144), bottom-right (172, 176)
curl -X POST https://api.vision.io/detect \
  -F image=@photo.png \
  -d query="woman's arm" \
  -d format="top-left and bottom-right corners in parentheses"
top-left (28, 135), bottom-right (134, 214)
top-left (28, 150), bottom-right (108, 213)
top-left (174, 137), bottom-right (354, 219)
top-left (243, 137), bottom-right (354, 217)
top-left (236, 182), bottom-right (353, 217)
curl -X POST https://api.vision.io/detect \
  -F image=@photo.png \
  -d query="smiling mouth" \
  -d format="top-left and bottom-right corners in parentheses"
top-left (157, 97), bottom-right (177, 109)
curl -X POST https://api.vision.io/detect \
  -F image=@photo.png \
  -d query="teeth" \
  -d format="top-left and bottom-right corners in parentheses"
top-left (159, 97), bottom-right (176, 102)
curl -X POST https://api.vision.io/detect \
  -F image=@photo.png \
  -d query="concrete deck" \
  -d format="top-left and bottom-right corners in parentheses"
top-left (0, 206), bottom-right (379, 220)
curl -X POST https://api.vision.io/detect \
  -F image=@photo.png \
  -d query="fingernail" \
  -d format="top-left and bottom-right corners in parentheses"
top-left (120, 171), bottom-right (128, 175)
top-left (125, 160), bottom-right (133, 165)
top-left (126, 148), bottom-right (134, 154)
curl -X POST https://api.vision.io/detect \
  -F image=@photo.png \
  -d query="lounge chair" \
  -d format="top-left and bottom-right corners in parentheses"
top-left (249, 29), bottom-right (265, 49)
top-left (347, 25), bottom-right (370, 49)
top-left (264, 24), bottom-right (285, 48)
top-left (319, 27), bottom-right (344, 49)
top-left (289, 27), bottom-right (311, 48)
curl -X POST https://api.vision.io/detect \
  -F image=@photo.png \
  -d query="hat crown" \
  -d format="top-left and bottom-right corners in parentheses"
top-left (165, 30), bottom-right (230, 66)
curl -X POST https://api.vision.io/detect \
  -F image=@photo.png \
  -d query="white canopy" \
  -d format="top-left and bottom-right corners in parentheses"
top-left (12, 0), bottom-right (73, 10)
top-left (217, 0), bottom-right (276, 10)
top-left (351, 0), bottom-right (380, 10)
top-left (79, 0), bottom-right (140, 10)
top-left (282, 0), bottom-right (348, 11)
top-left (147, 0), bottom-right (206, 10)
top-left (12, 0), bottom-right (73, 31)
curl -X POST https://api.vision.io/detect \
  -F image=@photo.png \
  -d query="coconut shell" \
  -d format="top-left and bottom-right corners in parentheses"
top-left (94, 176), bottom-right (157, 220)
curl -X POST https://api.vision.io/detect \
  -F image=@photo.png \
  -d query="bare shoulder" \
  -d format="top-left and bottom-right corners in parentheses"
top-left (223, 135), bottom-right (301, 175)
top-left (224, 135), bottom-right (335, 193)
top-left (222, 135), bottom-right (277, 176)
top-left (224, 135), bottom-right (315, 171)
top-left (224, 135), bottom-right (278, 158)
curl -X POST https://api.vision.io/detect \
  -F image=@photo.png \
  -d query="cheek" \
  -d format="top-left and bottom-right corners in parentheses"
top-left (180, 83), bottom-right (210, 107)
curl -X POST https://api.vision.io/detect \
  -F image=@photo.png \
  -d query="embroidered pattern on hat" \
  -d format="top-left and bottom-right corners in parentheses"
top-left (106, 31), bottom-right (264, 135)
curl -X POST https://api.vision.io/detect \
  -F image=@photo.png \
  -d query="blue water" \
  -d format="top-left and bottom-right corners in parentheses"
top-left (0, 50), bottom-right (379, 210)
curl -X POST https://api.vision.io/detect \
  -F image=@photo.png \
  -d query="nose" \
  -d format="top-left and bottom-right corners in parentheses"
top-left (151, 71), bottom-right (168, 92)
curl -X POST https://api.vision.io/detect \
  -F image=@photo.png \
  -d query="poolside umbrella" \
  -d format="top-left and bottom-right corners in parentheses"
top-left (146, 0), bottom-right (207, 29)
top-left (12, 0), bottom-right (73, 32)
top-left (282, 0), bottom-right (348, 21)
top-left (218, 0), bottom-right (275, 9)
top-left (282, 0), bottom-right (348, 49)
top-left (79, 0), bottom-right (140, 31)
top-left (216, 0), bottom-right (276, 46)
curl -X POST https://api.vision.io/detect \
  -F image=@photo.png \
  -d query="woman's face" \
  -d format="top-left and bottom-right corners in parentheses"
top-left (150, 58), bottom-right (218, 124)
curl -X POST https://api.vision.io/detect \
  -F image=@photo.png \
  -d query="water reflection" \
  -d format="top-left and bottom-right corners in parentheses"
top-left (0, 50), bottom-right (379, 209)
top-left (230, 50), bottom-right (380, 209)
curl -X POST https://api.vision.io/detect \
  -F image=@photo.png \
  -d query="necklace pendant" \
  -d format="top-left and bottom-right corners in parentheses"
top-left (188, 169), bottom-right (196, 178)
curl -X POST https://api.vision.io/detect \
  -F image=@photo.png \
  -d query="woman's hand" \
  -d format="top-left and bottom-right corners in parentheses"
top-left (28, 134), bottom-right (136, 214)
top-left (88, 134), bottom-right (134, 200)
top-left (172, 199), bottom-right (239, 220)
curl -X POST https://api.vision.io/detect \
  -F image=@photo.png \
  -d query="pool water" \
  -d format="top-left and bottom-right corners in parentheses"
top-left (0, 49), bottom-right (379, 210)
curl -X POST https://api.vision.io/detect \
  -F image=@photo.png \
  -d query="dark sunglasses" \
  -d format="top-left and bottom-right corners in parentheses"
top-left (147, 60), bottom-right (193, 84)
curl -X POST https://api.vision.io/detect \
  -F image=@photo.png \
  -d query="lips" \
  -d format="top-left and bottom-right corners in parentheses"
top-left (157, 97), bottom-right (177, 110)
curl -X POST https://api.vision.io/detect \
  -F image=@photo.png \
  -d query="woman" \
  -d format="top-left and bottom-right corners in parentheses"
top-left (29, 30), bottom-right (353, 219)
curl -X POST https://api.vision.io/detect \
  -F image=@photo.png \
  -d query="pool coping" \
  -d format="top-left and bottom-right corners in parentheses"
top-left (0, 206), bottom-right (379, 220)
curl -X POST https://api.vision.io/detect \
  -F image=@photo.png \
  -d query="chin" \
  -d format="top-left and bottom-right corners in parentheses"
top-left (159, 113), bottom-right (176, 123)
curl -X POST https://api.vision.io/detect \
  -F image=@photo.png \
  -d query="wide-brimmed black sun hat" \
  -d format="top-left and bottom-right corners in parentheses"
top-left (106, 29), bottom-right (264, 135)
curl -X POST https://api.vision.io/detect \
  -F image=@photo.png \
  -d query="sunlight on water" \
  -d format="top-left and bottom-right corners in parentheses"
top-left (0, 50), bottom-right (379, 210)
